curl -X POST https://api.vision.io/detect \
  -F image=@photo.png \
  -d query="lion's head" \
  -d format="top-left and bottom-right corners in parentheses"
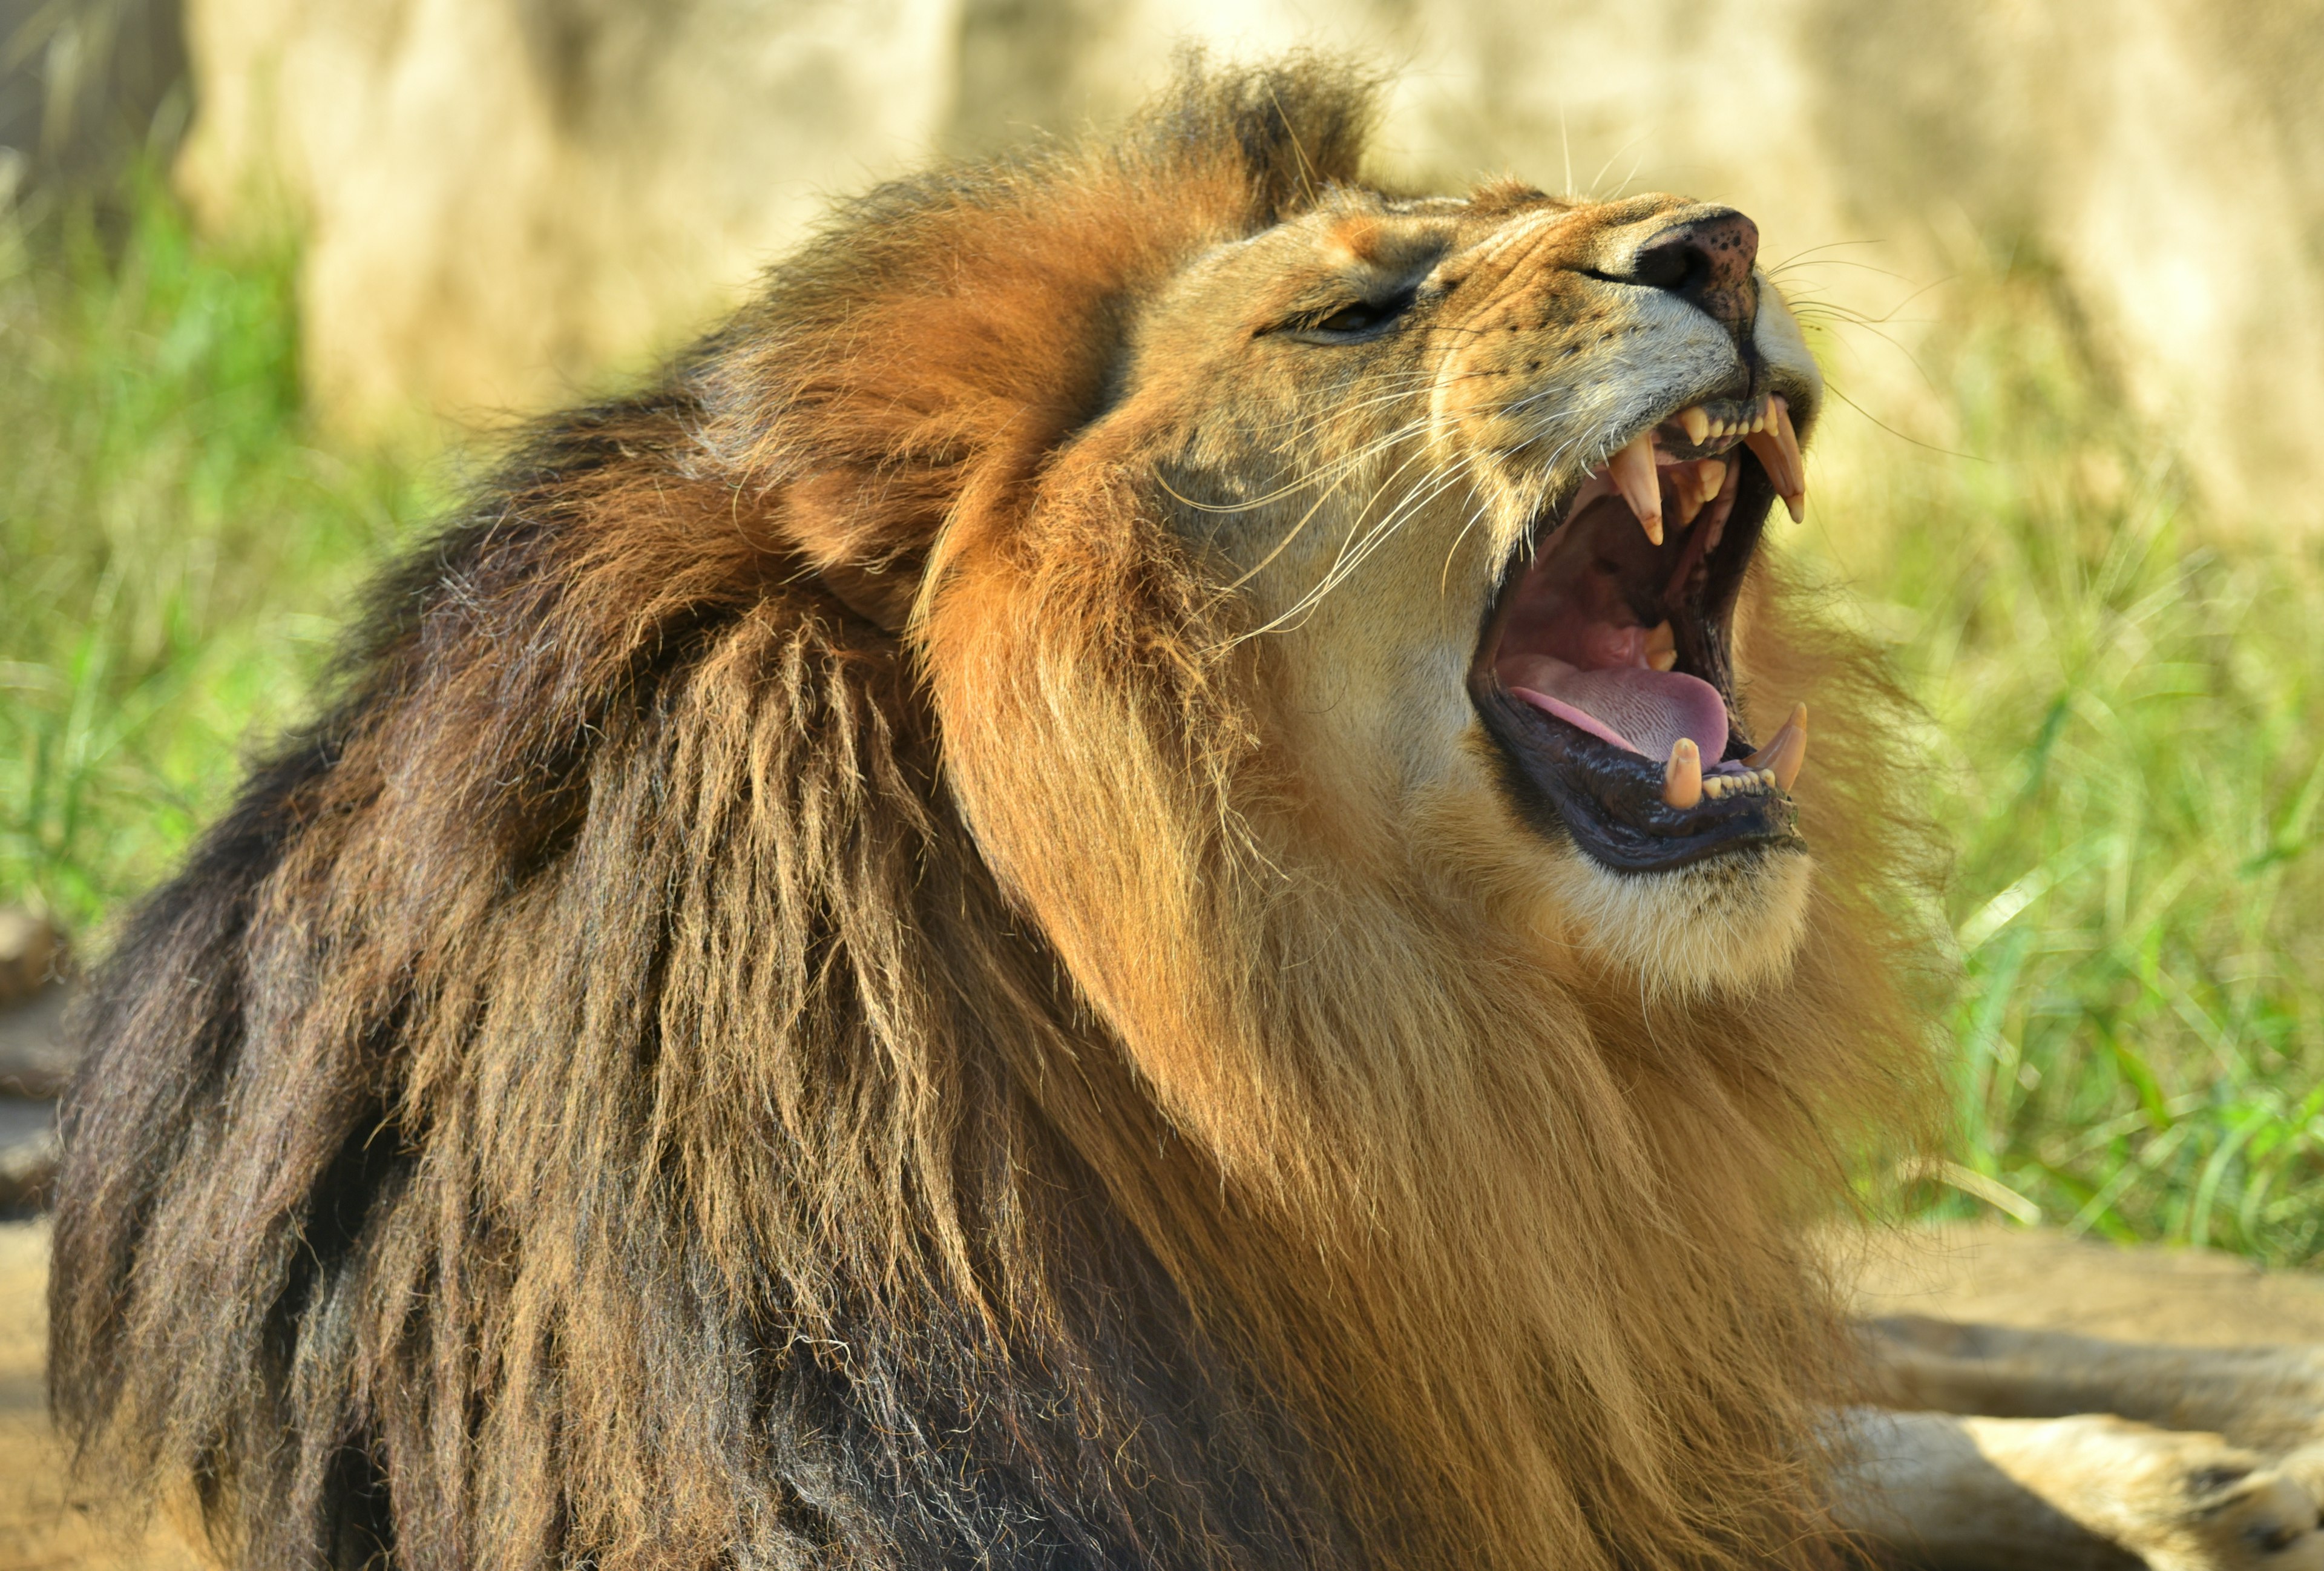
top-left (54, 60), bottom-right (1932, 1571)
top-left (980, 175), bottom-right (1825, 1000)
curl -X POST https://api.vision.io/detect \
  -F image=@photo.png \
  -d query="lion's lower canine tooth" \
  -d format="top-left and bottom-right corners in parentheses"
top-left (1609, 433), bottom-right (1663, 545)
top-left (1743, 702), bottom-right (1808, 791)
top-left (1663, 737), bottom-right (1702, 809)
top-left (1670, 474), bottom-right (1707, 529)
top-left (1679, 406), bottom-right (1709, 445)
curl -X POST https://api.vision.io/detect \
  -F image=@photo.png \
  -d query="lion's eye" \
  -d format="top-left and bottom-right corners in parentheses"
top-left (1291, 289), bottom-right (1416, 341)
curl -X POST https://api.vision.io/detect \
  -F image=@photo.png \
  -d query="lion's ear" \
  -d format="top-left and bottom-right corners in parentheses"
top-left (778, 470), bottom-right (934, 631)
top-left (704, 58), bottom-right (1381, 628)
top-left (1144, 54), bottom-right (1379, 224)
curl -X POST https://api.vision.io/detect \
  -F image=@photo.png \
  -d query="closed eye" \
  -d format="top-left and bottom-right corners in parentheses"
top-left (1286, 288), bottom-right (1418, 342)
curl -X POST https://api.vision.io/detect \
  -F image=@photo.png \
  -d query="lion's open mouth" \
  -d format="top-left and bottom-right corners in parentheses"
top-left (1469, 395), bottom-right (1811, 873)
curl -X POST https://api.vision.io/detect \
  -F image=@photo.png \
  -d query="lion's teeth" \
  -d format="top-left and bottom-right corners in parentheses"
top-left (1670, 469), bottom-right (1708, 527)
top-left (1679, 406), bottom-right (1710, 446)
top-left (1773, 395), bottom-right (1807, 521)
top-left (1701, 768), bottom-right (1773, 800)
top-left (1663, 737), bottom-right (1702, 809)
top-left (1696, 457), bottom-right (1727, 506)
top-left (1743, 702), bottom-right (1808, 791)
top-left (1609, 433), bottom-right (1663, 545)
top-left (1744, 396), bottom-right (1808, 522)
top-left (1645, 620), bottom-right (1677, 671)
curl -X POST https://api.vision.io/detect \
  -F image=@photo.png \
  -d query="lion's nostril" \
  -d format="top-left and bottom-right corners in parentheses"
top-left (1629, 212), bottom-right (1759, 293)
top-left (1630, 244), bottom-right (1706, 294)
top-left (1620, 210), bottom-right (1761, 336)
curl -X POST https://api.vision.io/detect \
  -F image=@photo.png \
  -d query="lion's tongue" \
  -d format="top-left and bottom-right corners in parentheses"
top-left (1509, 661), bottom-right (1729, 762)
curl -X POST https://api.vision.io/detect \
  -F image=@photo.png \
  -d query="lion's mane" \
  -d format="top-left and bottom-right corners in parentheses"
top-left (51, 61), bottom-right (1935, 1571)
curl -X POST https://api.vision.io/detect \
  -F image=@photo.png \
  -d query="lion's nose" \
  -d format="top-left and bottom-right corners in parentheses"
top-left (1620, 209), bottom-right (1761, 339)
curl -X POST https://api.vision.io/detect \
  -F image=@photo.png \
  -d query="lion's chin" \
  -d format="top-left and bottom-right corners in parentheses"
top-left (1546, 843), bottom-right (1814, 998)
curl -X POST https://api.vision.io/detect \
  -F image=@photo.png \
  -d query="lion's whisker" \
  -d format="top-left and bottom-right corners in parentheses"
top-left (1244, 457), bottom-right (1469, 639)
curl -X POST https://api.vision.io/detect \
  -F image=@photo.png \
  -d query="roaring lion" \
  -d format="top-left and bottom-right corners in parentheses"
top-left (49, 61), bottom-right (2324, 1570)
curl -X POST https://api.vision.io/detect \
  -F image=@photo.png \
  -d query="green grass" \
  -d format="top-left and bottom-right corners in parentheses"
top-left (4, 182), bottom-right (2321, 1263)
top-left (0, 174), bottom-right (434, 929)
top-left (1810, 262), bottom-right (2324, 1266)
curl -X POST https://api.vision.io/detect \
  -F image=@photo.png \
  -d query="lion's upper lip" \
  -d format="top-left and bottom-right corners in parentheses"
top-left (1466, 398), bottom-right (1809, 871)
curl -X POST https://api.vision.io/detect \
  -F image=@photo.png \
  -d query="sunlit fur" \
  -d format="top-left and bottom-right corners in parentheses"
top-left (1547, 849), bottom-right (1814, 996)
top-left (50, 61), bottom-right (1937, 1571)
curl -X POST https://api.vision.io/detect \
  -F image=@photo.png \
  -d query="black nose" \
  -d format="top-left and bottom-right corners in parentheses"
top-left (1623, 209), bottom-right (1760, 338)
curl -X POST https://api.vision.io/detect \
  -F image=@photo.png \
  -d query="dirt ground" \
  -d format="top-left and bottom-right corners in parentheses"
top-left (5, 1219), bottom-right (2321, 1569)
top-left (0, 1222), bottom-right (200, 1571)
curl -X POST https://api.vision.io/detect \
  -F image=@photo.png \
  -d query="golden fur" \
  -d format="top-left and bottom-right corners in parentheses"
top-left (51, 60), bottom-right (1935, 1570)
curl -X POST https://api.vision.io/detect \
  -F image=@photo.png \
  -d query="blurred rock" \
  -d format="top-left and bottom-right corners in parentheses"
top-left (178, 0), bottom-right (2324, 531)
top-left (0, 0), bottom-right (188, 195)
top-left (0, 908), bottom-right (72, 1210)
top-left (179, 0), bottom-right (959, 432)
top-left (0, 987), bottom-right (73, 1101)
top-left (0, 1099), bottom-right (56, 1212)
top-left (0, 907), bottom-right (64, 1008)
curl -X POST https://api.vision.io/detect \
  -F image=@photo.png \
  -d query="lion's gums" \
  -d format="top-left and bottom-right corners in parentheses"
top-left (48, 62), bottom-right (1937, 1570)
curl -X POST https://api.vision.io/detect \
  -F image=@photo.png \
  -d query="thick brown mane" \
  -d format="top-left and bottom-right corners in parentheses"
top-left (51, 60), bottom-right (1935, 1570)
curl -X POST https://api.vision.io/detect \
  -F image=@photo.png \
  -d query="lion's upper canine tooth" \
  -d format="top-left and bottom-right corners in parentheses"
top-left (1743, 702), bottom-right (1808, 791)
top-left (1679, 406), bottom-right (1710, 446)
top-left (1663, 737), bottom-right (1702, 809)
top-left (1773, 395), bottom-right (1806, 521)
top-left (1744, 395), bottom-right (1809, 522)
top-left (1609, 433), bottom-right (1663, 545)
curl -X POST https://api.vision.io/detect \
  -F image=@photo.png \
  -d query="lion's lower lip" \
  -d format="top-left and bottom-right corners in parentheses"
top-left (1471, 682), bottom-right (1800, 871)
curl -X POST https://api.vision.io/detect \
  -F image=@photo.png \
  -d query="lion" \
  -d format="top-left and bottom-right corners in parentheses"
top-left (46, 59), bottom-right (2324, 1570)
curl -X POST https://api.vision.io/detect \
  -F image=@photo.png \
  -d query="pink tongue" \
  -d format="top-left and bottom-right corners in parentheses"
top-left (1510, 664), bottom-right (1730, 763)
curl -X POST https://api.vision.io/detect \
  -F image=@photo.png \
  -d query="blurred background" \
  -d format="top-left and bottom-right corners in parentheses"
top-left (2, 0), bottom-right (2323, 1272)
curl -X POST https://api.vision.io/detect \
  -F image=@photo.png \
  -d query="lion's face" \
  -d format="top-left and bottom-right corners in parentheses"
top-left (1104, 188), bottom-right (1825, 995)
